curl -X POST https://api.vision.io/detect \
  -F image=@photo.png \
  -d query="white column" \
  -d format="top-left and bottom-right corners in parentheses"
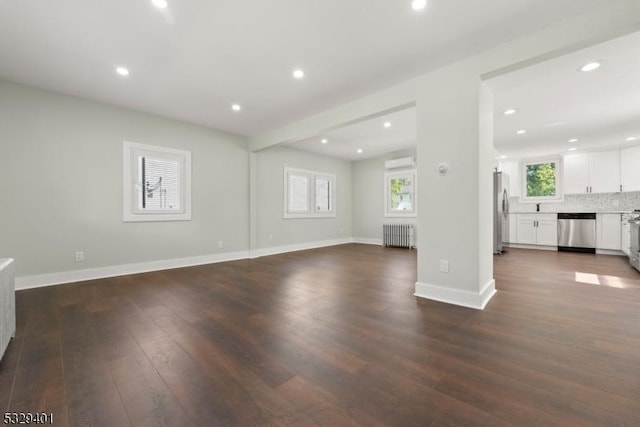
top-left (414, 68), bottom-right (495, 309)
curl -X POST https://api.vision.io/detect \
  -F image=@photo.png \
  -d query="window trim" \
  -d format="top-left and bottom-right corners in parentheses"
top-left (384, 169), bottom-right (417, 218)
top-left (520, 157), bottom-right (564, 203)
top-left (283, 167), bottom-right (336, 219)
top-left (123, 141), bottom-right (192, 222)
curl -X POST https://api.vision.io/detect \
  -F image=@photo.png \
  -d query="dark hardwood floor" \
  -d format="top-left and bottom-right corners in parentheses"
top-left (1, 245), bottom-right (640, 426)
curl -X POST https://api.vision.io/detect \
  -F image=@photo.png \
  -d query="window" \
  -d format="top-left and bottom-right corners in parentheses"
top-left (283, 167), bottom-right (335, 218)
top-left (521, 157), bottom-right (563, 202)
top-left (123, 141), bottom-right (191, 222)
top-left (385, 170), bottom-right (416, 217)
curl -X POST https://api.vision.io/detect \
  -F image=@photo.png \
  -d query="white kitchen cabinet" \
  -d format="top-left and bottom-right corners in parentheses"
top-left (620, 145), bottom-right (640, 192)
top-left (596, 214), bottom-right (622, 250)
top-left (508, 213), bottom-right (518, 244)
top-left (516, 214), bottom-right (557, 246)
top-left (590, 151), bottom-right (621, 193)
top-left (564, 150), bottom-right (620, 194)
top-left (499, 160), bottom-right (521, 198)
top-left (564, 154), bottom-right (590, 195)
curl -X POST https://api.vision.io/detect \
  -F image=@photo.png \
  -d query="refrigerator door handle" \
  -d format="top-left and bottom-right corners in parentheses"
top-left (503, 189), bottom-right (509, 216)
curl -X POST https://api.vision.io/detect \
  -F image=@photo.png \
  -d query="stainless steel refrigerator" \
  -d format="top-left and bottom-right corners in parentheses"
top-left (493, 171), bottom-right (510, 254)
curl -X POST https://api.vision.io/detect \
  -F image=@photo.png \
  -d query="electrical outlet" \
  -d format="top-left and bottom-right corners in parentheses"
top-left (440, 259), bottom-right (449, 273)
top-left (217, 240), bottom-right (224, 249)
top-left (268, 233), bottom-right (273, 241)
top-left (339, 227), bottom-right (344, 234)
top-left (75, 251), bottom-right (84, 262)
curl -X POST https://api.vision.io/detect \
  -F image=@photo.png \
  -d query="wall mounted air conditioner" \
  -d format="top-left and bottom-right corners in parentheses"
top-left (385, 156), bottom-right (415, 169)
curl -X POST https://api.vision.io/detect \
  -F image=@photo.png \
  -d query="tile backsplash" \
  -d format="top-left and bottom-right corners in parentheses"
top-left (509, 191), bottom-right (640, 213)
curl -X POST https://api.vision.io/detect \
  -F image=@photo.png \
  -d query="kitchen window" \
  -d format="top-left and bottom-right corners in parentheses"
top-left (283, 167), bottom-right (335, 218)
top-left (385, 170), bottom-right (417, 217)
top-left (521, 157), bottom-right (563, 202)
top-left (123, 141), bottom-right (191, 222)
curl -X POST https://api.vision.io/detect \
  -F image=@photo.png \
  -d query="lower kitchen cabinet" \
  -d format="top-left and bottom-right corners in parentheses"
top-left (516, 214), bottom-right (558, 246)
top-left (508, 214), bottom-right (518, 244)
top-left (596, 214), bottom-right (622, 250)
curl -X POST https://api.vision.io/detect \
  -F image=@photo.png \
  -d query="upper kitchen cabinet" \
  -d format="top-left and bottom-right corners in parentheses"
top-left (499, 160), bottom-right (521, 198)
top-left (620, 145), bottom-right (640, 192)
top-left (564, 150), bottom-right (620, 194)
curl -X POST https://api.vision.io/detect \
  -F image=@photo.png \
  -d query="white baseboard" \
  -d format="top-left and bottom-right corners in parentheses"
top-left (352, 237), bottom-right (383, 246)
top-left (414, 279), bottom-right (496, 310)
top-left (595, 249), bottom-right (626, 256)
top-left (15, 250), bottom-right (250, 291)
top-left (250, 238), bottom-right (353, 258)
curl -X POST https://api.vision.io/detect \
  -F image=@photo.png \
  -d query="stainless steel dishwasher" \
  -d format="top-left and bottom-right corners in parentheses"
top-left (557, 213), bottom-right (596, 253)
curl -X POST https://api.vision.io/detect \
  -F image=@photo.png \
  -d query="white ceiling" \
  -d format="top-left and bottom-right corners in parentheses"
top-left (287, 108), bottom-right (416, 161)
top-left (489, 31), bottom-right (640, 159)
top-left (0, 0), bottom-right (606, 138)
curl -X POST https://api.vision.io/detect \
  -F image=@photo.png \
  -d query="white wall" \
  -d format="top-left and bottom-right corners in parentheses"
top-left (0, 80), bottom-right (250, 279)
top-left (352, 149), bottom-right (416, 243)
top-left (254, 146), bottom-right (352, 251)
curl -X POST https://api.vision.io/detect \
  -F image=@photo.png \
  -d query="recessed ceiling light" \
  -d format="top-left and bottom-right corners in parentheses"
top-left (321, 139), bottom-right (328, 144)
top-left (293, 69), bottom-right (305, 79)
top-left (151, 0), bottom-right (168, 9)
top-left (231, 104), bottom-right (241, 112)
top-left (383, 122), bottom-right (392, 128)
top-left (411, 0), bottom-right (427, 11)
top-left (499, 155), bottom-right (508, 159)
top-left (568, 148), bottom-right (577, 152)
top-left (579, 61), bottom-right (601, 72)
top-left (568, 138), bottom-right (578, 143)
top-left (626, 136), bottom-right (638, 141)
top-left (356, 149), bottom-right (363, 154)
top-left (115, 66), bottom-right (130, 77)
top-left (503, 109), bottom-right (517, 116)
top-left (516, 129), bottom-right (527, 135)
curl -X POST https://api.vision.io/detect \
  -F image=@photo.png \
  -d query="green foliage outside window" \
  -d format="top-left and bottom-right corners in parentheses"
top-left (390, 177), bottom-right (413, 210)
top-left (526, 162), bottom-right (556, 197)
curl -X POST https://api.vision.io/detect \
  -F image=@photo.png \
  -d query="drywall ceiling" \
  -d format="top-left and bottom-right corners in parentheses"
top-left (0, 0), bottom-right (605, 137)
top-left (287, 108), bottom-right (416, 161)
top-left (489, 31), bottom-right (640, 160)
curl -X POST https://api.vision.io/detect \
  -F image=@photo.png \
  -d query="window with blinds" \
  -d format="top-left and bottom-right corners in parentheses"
top-left (123, 141), bottom-right (192, 222)
top-left (284, 167), bottom-right (335, 218)
top-left (138, 156), bottom-right (181, 211)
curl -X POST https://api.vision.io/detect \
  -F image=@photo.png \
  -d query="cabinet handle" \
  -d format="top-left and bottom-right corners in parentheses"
top-left (621, 184), bottom-right (623, 192)
top-left (586, 186), bottom-right (589, 193)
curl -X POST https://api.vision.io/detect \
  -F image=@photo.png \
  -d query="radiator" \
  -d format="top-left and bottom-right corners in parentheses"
top-left (1, 259), bottom-right (15, 361)
top-left (383, 224), bottom-right (415, 248)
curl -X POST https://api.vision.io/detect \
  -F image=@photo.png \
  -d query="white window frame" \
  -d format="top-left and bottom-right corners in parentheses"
top-left (283, 167), bottom-right (336, 219)
top-left (123, 141), bottom-right (192, 222)
top-left (520, 157), bottom-right (564, 203)
top-left (384, 169), bottom-right (417, 217)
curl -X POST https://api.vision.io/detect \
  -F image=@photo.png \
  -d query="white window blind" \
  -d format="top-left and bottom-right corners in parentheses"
top-left (287, 173), bottom-right (310, 213)
top-left (284, 167), bottom-right (335, 218)
top-left (138, 156), bottom-right (181, 211)
top-left (315, 177), bottom-right (331, 212)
